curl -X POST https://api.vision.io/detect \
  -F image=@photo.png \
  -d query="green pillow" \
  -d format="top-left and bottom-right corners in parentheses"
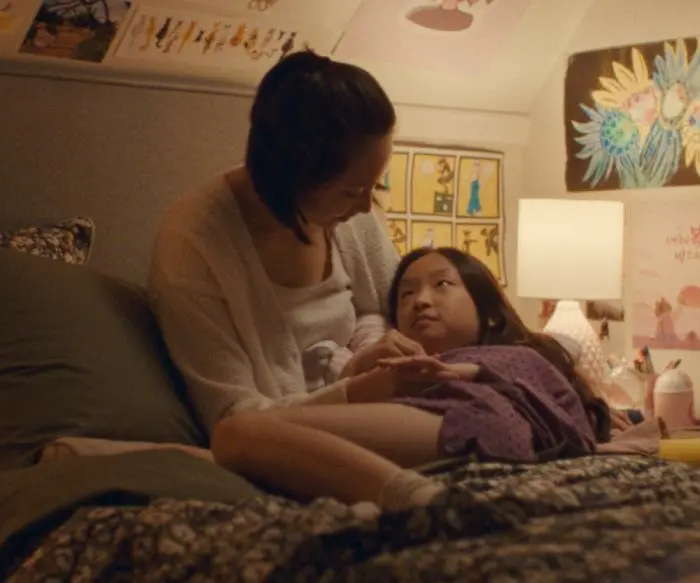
top-left (0, 250), bottom-right (206, 470)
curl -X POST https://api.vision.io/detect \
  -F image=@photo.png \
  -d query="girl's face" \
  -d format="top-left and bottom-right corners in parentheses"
top-left (300, 132), bottom-right (393, 229)
top-left (395, 252), bottom-right (480, 354)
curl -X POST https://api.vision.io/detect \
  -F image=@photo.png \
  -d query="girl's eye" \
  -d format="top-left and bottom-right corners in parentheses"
top-left (373, 182), bottom-right (388, 192)
top-left (399, 290), bottom-right (413, 299)
top-left (436, 279), bottom-right (453, 288)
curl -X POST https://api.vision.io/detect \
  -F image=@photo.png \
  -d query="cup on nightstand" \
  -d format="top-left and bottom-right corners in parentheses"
top-left (653, 369), bottom-right (696, 431)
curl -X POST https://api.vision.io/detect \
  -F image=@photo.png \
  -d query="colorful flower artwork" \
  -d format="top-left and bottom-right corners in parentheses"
top-left (566, 37), bottom-right (700, 191)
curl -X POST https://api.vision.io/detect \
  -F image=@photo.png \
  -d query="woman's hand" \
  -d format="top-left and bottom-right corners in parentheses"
top-left (378, 355), bottom-right (481, 383)
top-left (340, 330), bottom-right (425, 378)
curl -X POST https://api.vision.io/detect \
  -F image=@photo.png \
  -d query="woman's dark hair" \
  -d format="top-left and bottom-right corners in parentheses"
top-left (245, 50), bottom-right (396, 243)
top-left (387, 247), bottom-right (611, 442)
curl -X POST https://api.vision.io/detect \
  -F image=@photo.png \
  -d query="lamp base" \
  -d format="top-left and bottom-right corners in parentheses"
top-left (543, 300), bottom-right (605, 388)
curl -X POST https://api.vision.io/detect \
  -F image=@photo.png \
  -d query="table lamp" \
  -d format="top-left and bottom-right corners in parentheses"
top-left (516, 199), bottom-right (624, 385)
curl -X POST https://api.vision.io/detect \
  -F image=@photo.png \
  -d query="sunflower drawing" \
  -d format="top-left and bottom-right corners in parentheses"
top-left (592, 48), bottom-right (658, 139)
top-left (572, 104), bottom-right (645, 188)
top-left (682, 101), bottom-right (700, 176)
top-left (572, 38), bottom-right (700, 189)
top-left (681, 41), bottom-right (700, 177)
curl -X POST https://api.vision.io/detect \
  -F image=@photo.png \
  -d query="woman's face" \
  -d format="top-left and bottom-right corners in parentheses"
top-left (395, 252), bottom-right (480, 354)
top-left (300, 132), bottom-right (393, 228)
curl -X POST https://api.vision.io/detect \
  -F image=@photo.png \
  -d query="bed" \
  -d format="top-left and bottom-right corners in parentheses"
top-left (3, 222), bottom-right (700, 581)
top-left (4, 451), bottom-right (700, 581)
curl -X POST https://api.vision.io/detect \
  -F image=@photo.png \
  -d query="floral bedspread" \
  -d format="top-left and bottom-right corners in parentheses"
top-left (10, 455), bottom-right (700, 582)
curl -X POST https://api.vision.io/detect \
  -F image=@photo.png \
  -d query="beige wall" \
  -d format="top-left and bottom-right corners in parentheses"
top-left (524, 0), bottom-right (700, 382)
top-left (0, 74), bottom-right (526, 289)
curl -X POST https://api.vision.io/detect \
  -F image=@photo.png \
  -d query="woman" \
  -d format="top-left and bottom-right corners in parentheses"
top-left (149, 52), bottom-right (423, 444)
top-left (210, 249), bottom-right (612, 512)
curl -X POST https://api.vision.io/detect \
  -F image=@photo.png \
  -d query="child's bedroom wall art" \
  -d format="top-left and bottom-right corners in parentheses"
top-left (565, 36), bottom-right (700, 192)
top-left (334, 0), bottom-right (529, 76)
top-left (113, 4), bottom-right (332, 72)
top-left (383, 143), bottom-right (507, 286)
top-left (629, 203), bottom-right (700, 351)
top-left (20, 0), bottom-right (131, 63)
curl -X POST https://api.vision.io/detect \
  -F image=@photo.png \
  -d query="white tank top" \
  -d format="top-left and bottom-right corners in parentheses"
top-left (272, 243), bottom-right (356, 389)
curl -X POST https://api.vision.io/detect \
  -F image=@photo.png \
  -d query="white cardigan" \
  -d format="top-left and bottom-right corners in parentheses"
top-left (148, 175), bottom-right (399, 432)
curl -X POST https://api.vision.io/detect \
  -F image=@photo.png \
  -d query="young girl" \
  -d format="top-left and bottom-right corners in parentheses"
top-left (212, 248), bottom-right (611, 512)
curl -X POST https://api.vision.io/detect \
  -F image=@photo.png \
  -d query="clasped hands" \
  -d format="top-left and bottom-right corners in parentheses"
top-left (342, 330), bottom-right (479, 403)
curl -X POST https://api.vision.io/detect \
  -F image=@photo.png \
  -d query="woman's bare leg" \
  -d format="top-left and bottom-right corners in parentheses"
top-left (211, 403), bottom-right (443, 507)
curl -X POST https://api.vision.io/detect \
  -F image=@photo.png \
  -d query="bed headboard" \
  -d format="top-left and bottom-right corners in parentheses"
top-left (0, 74), bottom-right (252, 284)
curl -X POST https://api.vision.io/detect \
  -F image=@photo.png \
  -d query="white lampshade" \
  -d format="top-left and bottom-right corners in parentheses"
top-left (516, 199), bottom-right (624, 300)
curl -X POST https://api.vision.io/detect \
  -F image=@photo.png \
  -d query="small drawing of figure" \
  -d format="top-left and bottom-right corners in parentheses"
top-left (389, 224), bottom-right (406, 254)
top-left (203, 23), bottom-right (221, 54)
top-left (163, 20), bottom-right (184, 54)
top-left (654, 297), bottom-right (679, 344)
top-left (244, 27), bottom-right (260, 55)
top-left (155, 17), bottom-right (172, 49)
top-left (128, 14), bottom-right (147, 49)
top-left (436, 157), bottom-right (454, 193)
top-left (230, 24), bottom-right (246, 47)
top-left (259, 28), bottom-right (276, 50)
top-left (214, 24), bottom-right (232, 52)
top-left (250, 28), bottom-right (275, 60)
top-left (481, 226), bottom-right (498, 256)
top-left (467, 160), bottom-right (482, 216)
top-left (420, 227), bottom-right (436, 249)
top-left (382, 171), bottom-right (391, 190)
top-left (141, 16), bottom-right (157, 51)
top-left (248, 0), bottom-right (279, 10)
top-left (278, 31), bottom-right (297, 61)
top-left (598, 318), bottom-right (610, 342)
top-left (178, 20), bottom-right (197, 54)
top-left (461, 230), bottom-right (477, 254)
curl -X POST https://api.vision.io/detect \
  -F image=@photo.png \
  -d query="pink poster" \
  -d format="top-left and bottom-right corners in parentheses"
top-left (629, 203), bottom-right (700, 351)
top-left (335, 0), bottom-right (530, 75)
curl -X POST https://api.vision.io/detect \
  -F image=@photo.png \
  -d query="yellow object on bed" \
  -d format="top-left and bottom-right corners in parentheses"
top-left (659, 438), bottom-right (700, 466)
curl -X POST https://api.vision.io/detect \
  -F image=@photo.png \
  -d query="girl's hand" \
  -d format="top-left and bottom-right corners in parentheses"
top-left (341, 330), bottom-right (425, 378)
top-left (345, 367), bottom-right (429, 403)
top-left (609, 408), bottom-right (633, 432)
top-left (378, 355), bottom-right (481, 383)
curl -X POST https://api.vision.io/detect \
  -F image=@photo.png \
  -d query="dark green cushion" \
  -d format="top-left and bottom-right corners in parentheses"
top-left (0, 250), bottom-right (206, 470)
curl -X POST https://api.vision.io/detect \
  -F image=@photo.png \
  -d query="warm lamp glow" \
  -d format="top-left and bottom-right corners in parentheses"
top-left (516, 199), bottom-right (624, 301)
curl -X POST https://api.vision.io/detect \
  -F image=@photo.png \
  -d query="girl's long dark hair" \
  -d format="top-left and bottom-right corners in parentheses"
top-left (388, 247), bottom-right (611, 443)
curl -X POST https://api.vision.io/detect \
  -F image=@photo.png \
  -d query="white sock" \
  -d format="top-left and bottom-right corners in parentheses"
top-left (378, 469), bottom-right (446, 512)
top-left (349, 501), bottom-right (381, 520)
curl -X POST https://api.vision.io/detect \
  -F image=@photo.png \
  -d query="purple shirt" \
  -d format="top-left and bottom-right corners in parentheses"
top-left (393, 345), bottom-right (596, 462)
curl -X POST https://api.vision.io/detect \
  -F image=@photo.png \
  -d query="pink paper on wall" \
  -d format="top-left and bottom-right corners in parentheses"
top-left (335, 0), bottom-right (530, 75)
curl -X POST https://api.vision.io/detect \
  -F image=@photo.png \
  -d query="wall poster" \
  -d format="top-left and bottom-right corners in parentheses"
top-left (383, 143), bottom-right (506, 286)
top-left (628, 202), bottom-right (700, 351)
top-left (20, 0), bottom-right (131, 63)
top-left (565, 36), bottom-right (700, 192)
top-left (113, 4), bottom-right (329, 71)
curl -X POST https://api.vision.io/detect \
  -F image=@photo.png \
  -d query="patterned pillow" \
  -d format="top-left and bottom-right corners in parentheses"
top-left (0, 217), bottom-right (95, 265)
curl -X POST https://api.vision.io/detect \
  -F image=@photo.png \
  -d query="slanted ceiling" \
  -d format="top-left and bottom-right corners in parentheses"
top-left (1, 0), bottom-right (594, 113)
